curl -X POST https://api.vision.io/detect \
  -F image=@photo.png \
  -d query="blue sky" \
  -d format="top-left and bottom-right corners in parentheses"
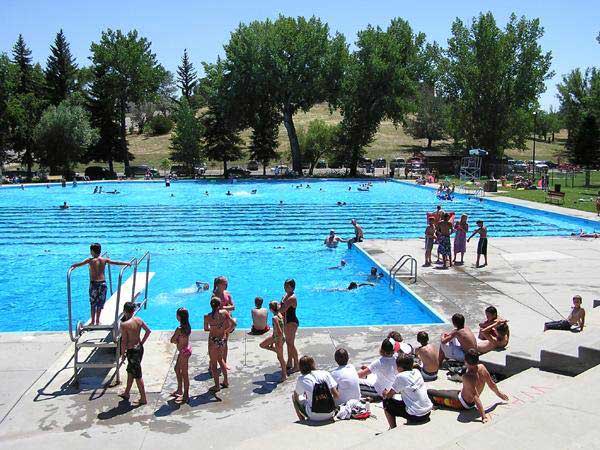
top-left (2, 0), bottom-right (598, 109)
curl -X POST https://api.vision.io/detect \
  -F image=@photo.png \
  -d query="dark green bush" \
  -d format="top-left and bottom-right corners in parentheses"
top-left (148, 115), bottom-right (173, 135)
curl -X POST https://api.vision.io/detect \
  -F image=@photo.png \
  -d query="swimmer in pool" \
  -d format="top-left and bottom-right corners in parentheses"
top-left (226, 190), bottom-right (233, 196)
top-left (324, 230), bottom-right (345, 248)
top-left (196, 282), bottom-right (210, 292)
top-left (60, 201), bottom-right (69, 209)
top-left (368, 267), bottom-right (384, 281)
top-left (328, 260), bottom-right (347, 270)
top-left (326, 282), bottom-right (375, 291)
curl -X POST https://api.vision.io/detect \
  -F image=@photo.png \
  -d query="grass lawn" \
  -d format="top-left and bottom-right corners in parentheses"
top-left (496, 171), bottom-right (600, 215)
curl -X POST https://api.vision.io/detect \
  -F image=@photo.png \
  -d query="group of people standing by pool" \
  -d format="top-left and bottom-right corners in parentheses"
top-left (425, 205), bottom-right (488, 269)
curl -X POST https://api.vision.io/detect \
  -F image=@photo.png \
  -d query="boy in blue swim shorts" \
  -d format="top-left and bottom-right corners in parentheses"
top-left (71, 243), bottom-right (131, 325)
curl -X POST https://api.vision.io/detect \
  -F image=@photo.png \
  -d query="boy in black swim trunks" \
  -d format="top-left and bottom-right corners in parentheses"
top-left (71, 243), bottom-right (131, 325)
top-left (467, 220), bottom-right (488, 268)
top-left (119, 302), bottom-right (151, 405)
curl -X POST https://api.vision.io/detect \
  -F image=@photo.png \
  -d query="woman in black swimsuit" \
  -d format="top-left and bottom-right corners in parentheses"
top-left (279, 279), bottom-right (299, 373)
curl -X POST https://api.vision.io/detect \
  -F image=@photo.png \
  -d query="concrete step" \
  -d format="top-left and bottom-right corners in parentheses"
top-left (480, 307), bottom-right (600, 376)
top-left (358, 368), bottom-right (569, 450)
top-left (438, 364), bottom-right (600, 449)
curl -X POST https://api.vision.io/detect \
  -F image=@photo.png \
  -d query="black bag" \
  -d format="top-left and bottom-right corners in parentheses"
top-left (311, 375), bottom-right (335, 414)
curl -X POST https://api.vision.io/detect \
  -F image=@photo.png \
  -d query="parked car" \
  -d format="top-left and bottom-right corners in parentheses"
top-left (374, 158), bottom-right (387, 168)
top-left (316, 159), bottom-right (327, 169)
top-left (84, 166), bottom-right (115, 180)
top-left (225, 166), bottom-right (251, 178)
top-left (125, 165), bottom-right (159, 178)
top-left (543, 160), bottom-right (558, 169)
top-left (170, 165), bottom-right (194, 177)
top-left (358, 157), bottom-right (372, 168)
top-left (247, 160), bottom-right (259, 171)
top-left (390, 158), bottom-right (406, 169)
top-left (271, 165), bottom-right (291, 175)
top-left (195, 165), bottom-right (206, 176)
top-left (512, 161), bottom-right (528, 173)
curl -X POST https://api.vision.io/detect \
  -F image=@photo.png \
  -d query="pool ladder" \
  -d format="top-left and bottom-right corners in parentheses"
top-left (66, 252), bottom-right (154, 385)
top-left (389, 254), bottom-right (418, 289)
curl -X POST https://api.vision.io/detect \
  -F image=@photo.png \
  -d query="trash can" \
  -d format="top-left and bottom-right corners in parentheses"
top-left (554, 183), bottom-right (561, 193)
top-left (484, 180), bottom-right (498, 192)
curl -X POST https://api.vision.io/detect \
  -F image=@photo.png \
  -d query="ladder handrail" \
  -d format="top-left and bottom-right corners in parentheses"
top-left (136, 251), bottom-right (151, 309)
top-left (114, 258), bottom-right (137, 339)
top-left (101, 252), bottom-right (114, 296)
top-left (66, 265), bottom-right (80, 342)
top-left (389, 254), bottom-right (412, 275)
top-left (389, 254), bottom-right (418, 288)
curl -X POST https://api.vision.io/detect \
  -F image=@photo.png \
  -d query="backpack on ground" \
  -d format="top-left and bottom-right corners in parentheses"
top-left (311, 375), bottom-right (335, 414)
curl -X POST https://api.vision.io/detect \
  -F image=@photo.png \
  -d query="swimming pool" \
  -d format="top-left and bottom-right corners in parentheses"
top-left (0, 179), bottom-right (596, 332)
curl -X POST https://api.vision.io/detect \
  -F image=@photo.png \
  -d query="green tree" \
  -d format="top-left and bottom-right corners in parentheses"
top-left (443, 13), bottom-right (553, 164)
top-left (406, 85), bottom-right (447, 149)
top-left (557, 68), bottom-right (588, 141)
top-left (224, 15), bottom-right (347, 174)
top-left (248, 108), bottom-right (279, 175)
top-left (45, 30), bottom-right (78, 105)
top-left (297, 119), bottom-right (338, 175)
top-left (177, 49), bottom-right (197, 102)
top-left (170, 99), bottom-right (203, 170)
top-left (201, 109), bottom-right (243, 176)
top-left (337, 19), bottom-right (426, 175)
top-left (33, 101), bottom-right (98, 176)
top-left (90, 29), bottom-right (167, 171)
top-left (569, 114), bottom-right (599, 186)
top-left (86, 65), bottom-right (121, 174)
top-left (0, 54), bottom-right (17, 166)
top-left (12, 34), bottom-right (33, 94)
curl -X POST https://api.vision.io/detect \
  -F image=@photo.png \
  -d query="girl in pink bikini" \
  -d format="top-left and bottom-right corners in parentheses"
top-left (213, 276), bottom-right (237, 367)
top-left (170, 307), bottom-right (192, 404)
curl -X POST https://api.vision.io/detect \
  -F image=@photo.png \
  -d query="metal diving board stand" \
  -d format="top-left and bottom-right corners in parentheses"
top-left (66, 252), bottom-right (155, 385)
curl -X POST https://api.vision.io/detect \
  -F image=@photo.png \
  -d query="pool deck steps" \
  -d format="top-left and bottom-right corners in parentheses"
top-left (355, 367), bottom-right (571, 450)
top-left (480, 304), bottom-right (600, 376)
top-left (438, 363), bottom-right (600, 449)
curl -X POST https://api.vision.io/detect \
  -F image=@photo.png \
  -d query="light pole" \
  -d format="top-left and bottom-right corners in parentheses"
top-left (532, 111), bottom-right (537, 180)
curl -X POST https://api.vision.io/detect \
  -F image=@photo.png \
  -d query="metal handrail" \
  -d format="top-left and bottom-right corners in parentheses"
top-left (101, 252), bottom-right (114, 296)
top-left (66, 265), bottom-right (79, 342)
top-left (136, 251), bottom-right (151, 309)
top-left (389, 254), bottom-right (418, 289)
top-left (388, 254), bottom-right (412, 287)
top-left (114, 258), bottom-right (137, 339)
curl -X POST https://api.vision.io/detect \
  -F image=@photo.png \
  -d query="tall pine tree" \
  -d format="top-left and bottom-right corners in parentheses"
top-left (86, 65), bottom-right (121, 174)
top-left (12, 34), bottom-right (33, 94)
top-left (177, 49), bottom-right (197, 101)
top-left (45, 29), bottom-right (78, 105)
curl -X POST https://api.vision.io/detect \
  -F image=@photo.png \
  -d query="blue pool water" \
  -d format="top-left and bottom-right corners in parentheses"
top-left (0, 179), bottom-right (596, 332)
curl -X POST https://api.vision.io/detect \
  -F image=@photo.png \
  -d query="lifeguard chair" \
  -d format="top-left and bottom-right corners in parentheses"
top-left (460, 148), bottom-right (487, 182)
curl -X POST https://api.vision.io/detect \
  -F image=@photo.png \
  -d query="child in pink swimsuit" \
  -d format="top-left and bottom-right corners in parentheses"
top-left (170, 307), bottom-right (192, 404)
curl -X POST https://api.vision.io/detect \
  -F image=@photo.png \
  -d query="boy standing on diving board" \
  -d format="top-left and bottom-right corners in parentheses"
top-left (71, 243), bottom-right (131, 325)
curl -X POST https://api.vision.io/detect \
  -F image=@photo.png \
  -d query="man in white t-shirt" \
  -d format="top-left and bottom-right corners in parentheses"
top-left (382, 353), bottom-right (433, 428)
top-left (330, 348), bottom-right (361, 406)
top-left (293, 355), bottom-right (339, 421)
top-left (357, 339), bottom-right (396, 397)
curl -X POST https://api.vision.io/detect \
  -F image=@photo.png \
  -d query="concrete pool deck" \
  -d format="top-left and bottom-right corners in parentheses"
top-left (1, 233), bottom-right (599, 449)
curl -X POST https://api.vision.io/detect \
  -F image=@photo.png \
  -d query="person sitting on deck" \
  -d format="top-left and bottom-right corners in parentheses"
top-left (347, 219), bottom-right (364, 249)
top-left (415, 331), bottom-right (439, 381)
top-left (357, 339), bottom-right (397, 399)
top-left (292, 355), bottom-right (339, 422)
top-left (250, 297), bottom-right (270, 335)
top-left (427, 349), bottom-right (509, 423)
top-left (477, 306), bottom-right (510, 353)
top-left (544, 295), bottom-right (586, 332)
top-left (330, 348), bottom-right (361, 406)
top-left (382, 353), bottom-right (433, 428)
top-left (387, 331), bottom-right (413, 356)
top-left (70, 243), bottom-right (131, 325)
top-left (438, 313), bottom-right (477, 365)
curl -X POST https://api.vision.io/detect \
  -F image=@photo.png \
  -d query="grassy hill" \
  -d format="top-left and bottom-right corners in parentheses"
top-left (125, 103), bottom-right (568, 171)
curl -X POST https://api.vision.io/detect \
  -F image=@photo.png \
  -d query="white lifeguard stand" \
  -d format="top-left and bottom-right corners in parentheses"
top-left (459, 148), bottom-right (488, 182)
